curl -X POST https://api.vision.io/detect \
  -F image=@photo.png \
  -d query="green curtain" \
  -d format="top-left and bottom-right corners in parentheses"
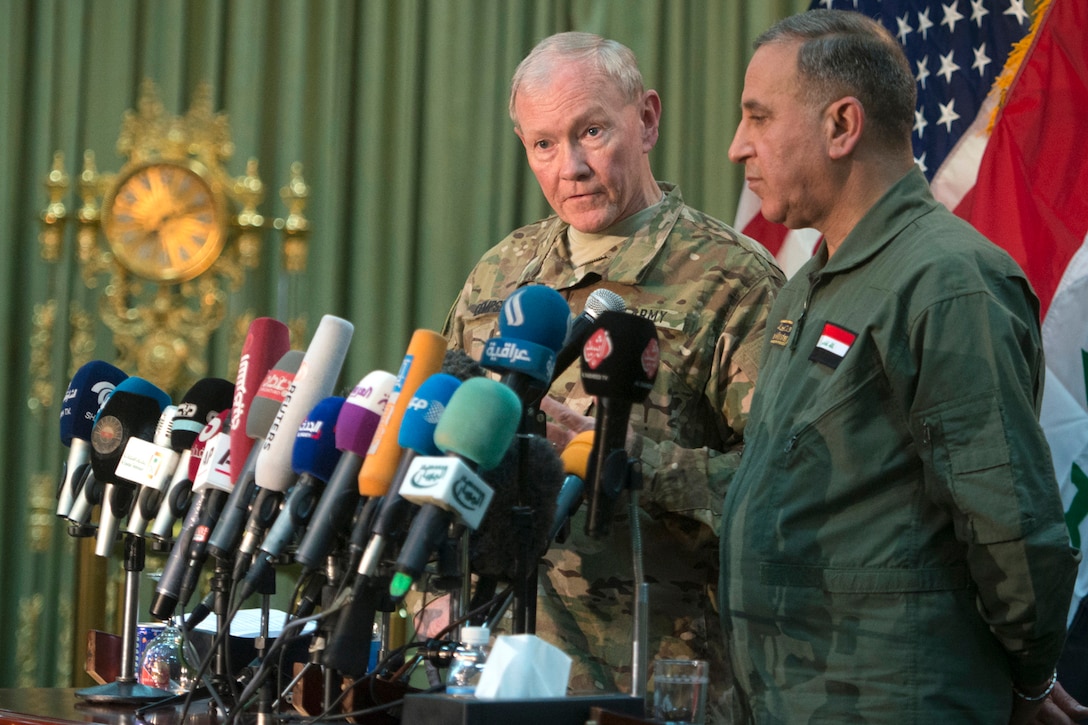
top-left (0, 0), bottom-right (805, 688)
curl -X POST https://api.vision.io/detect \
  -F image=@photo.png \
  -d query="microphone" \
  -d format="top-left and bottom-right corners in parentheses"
top-left (230, 318), bottom-right (292, 484)
top-left (479, 285), bottom-right (571, 405)
top-left (551, 288), bottom-right (627, 382)
top-left (122, 404), bottom-right (182, 537)
top-left (580, 311), bottom-right (659, 538)
top-left (236, 396), bottom-right (345, 599)
top-left (355, 372), bottom-right (464, 579)
top-left (57, 361), bottom-right (128, 519)
top-left (236, 315), bottom-right (353, 573)
top-left (388, 376), bottom-right (522, 601)
top-left (468, 433), bottom-right (565, 580)
top-left (205, 349), bottom-right (304, 562)
top-left (89, 377), bottom-right (172, 556)
top-left (549, 430), bottom-right (593, 543)
top-left (293, 370), bottom-right (396, 573)
top-left (149, 409), bottom-right (230, 621)
top-left (321, 370), bottom-right (466, 675)
top-left (357, 329), bottom-right (449, 498)
top-left (148, 377), bottom-right (237, 541)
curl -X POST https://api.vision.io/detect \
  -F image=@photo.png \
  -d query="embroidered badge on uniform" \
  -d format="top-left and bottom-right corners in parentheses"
top-left (809, 322), bottom-right (856, 369)
top-left (770, 319), bottom-right (794, 347)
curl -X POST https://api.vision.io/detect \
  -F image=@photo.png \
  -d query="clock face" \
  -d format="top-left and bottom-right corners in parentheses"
top-left (102, 161), bottom-right (226, 283)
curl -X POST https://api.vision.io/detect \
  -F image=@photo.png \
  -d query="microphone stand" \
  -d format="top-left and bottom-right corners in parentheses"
top-left (76, 533), bottom-right (175, 704)
top-left (624, 460), bottom-right (648, 699)
top-left (510, 405), bottom-right (546, 634)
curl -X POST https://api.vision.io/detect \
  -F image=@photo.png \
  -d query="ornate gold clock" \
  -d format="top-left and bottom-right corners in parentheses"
top-left (101, 160), bottom-right (228, 283)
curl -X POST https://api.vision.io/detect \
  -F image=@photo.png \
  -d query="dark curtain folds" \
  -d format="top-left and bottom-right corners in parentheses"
top-left (0, 0), bottom-right (804, 687)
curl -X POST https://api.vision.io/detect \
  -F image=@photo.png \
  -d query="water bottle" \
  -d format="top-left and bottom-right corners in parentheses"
top-left (445, 626), bottom-right (491, 696)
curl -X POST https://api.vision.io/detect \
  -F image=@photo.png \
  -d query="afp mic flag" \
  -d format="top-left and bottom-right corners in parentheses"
top-left (735, 0), bottom-right (1032, 277)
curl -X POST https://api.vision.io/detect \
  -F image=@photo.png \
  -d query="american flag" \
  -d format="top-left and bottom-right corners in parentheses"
top-left (737, 0), bottom-right (1033, 276)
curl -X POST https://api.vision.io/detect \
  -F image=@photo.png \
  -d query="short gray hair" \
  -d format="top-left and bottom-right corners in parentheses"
top-left (509, 32), bottom-right (645, 128)
top-left (756, 9), bottom-right (916, 150)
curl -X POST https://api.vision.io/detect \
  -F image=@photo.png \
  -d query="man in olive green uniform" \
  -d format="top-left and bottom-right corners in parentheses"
top-left (721, 10), bottom-right (1083, 723)
top-left (445, 32), bottom-right (783, 722)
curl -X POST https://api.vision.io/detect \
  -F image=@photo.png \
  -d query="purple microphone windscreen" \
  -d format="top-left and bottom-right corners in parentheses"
top-left (292, 396), bottom-right (345, 482)
top-left (60, 361), bottom-right (128, 446)
top-left (432, 377), bottom-right (521, 470)
top-left (336, 370), bottom-right (397, 456)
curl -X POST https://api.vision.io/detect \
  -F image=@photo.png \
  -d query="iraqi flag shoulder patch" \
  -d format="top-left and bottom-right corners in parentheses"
top-left (809, 322), bottom-right (856, 369)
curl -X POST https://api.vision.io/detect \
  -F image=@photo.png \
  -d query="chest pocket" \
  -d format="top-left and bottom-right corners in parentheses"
top-left (458, 305), bottom-right (501, 362)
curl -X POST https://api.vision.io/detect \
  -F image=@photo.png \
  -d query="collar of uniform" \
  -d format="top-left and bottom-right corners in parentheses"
top-left (817, 167), bottom-right (942, 277)
top-left (516, 182), bottom-right (681, 288)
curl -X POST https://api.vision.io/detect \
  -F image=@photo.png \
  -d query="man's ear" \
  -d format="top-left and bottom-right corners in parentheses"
top-left (640, 90), bottom-right (662, 151)
top-left (825, 96), bottom-right (863, 159)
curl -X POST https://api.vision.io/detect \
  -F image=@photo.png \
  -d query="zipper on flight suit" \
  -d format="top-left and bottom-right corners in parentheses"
top-left (789, 271), bottom-right (823, 351)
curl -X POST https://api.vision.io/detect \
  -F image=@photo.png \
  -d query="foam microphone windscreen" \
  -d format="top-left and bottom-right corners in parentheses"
top-left (442, 348), bottom-right (486, 382)
top-left (432, 377), bottom-right (522, 470)
top-left (57, 361), bottom-right (128, 518)
top-left (246, 350), bottom-right (304, 440)
top-left (561, 430), bottom-right (595, 479)
top-left (336, 370), bottom-right (397, 457)
top-left (173, 378), bottom-right (236, 451)
top-left (60, 361), bottom-right (128, 446)
top-left (256, 315), bottom-right (353, 493)
top-left (90, 377), bottom-right (172, 484)
top-left (497, 285), bottom-right (571, 352)
top-left (291, 396), bottom-right (345, 482)
top-left (358, 329), bottom-right (448, 497)
top-left (470, 433), bottom-right (565, 579)
top-left (230, 318), bottom-right (291, 482)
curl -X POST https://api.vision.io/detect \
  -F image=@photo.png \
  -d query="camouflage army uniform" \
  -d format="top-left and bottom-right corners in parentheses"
top-left (719, 169), bottom-right (1080, 723)
top-left (444, 182), bottom-right (784, 723)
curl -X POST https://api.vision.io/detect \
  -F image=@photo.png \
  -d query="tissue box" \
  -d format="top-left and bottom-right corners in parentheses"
top-left (399, 693), bottom-right (644, 725)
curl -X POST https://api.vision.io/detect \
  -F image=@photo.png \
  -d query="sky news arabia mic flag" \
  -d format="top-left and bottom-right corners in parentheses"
top-left (735, 0), bottom-right (1031, 277)
top-left (955, 0), bottom-right (1088, 623)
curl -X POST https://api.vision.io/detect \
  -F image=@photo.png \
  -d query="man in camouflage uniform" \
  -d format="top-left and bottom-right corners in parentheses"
top-left (444, 31), bottom-right (783, 723)
top-left (720, 10), bottom-right (1083, 723)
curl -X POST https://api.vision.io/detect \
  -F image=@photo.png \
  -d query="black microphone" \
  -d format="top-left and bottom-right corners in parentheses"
top-left (148, 378), bottom-right (236, 541)
top-left (468, 433), bottom-right (564, 581)
top-left (149, 409), bottom-right (230, 621)
top-left (122, 405), bottom-right (183, 537)
top-left (89, 377), bottom-right (172, 556)
top-left (580, 311), bottom-right (659, 538)
top-left (551, 288), bottom-right (627, 382)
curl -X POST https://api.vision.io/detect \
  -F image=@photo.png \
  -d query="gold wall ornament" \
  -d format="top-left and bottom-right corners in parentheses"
top-left (38, 78), bottom-right (310, 396)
